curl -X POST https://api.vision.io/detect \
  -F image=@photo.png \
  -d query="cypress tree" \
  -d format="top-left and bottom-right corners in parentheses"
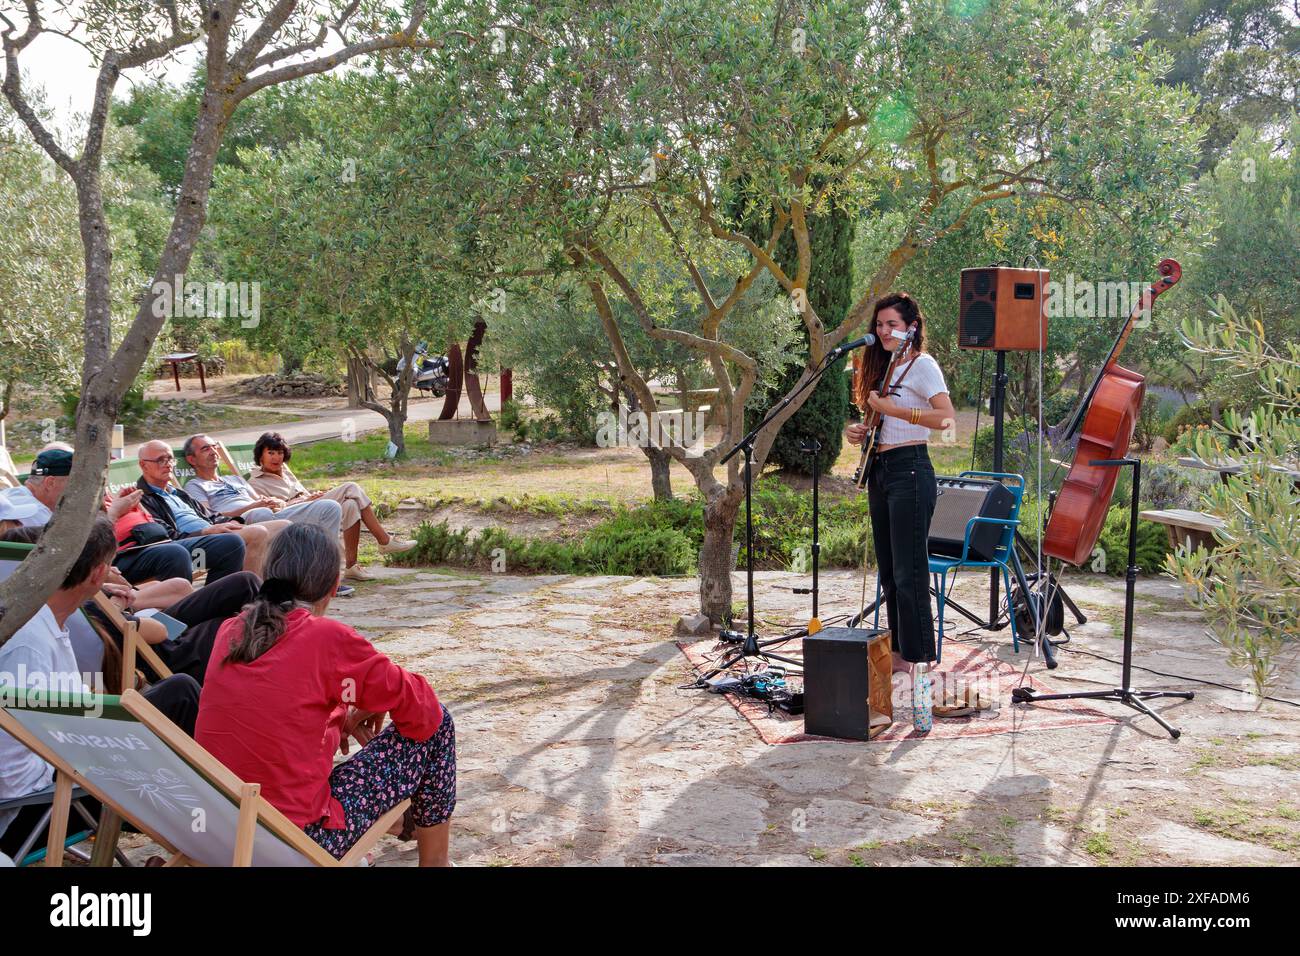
top-left (736, 184), bottom-right (854, 474)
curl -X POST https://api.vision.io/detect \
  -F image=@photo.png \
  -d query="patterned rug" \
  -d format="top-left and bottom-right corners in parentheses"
top-left (677, 636), bottom-right (1118, 744)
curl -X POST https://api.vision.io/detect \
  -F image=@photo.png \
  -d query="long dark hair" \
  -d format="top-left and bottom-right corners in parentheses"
top-left (852, 292), bottom-right (929, 410)
top-left (225, 524), bottom-right (340, 665)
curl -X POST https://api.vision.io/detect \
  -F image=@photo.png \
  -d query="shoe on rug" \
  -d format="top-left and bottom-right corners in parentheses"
top-left (344, 563), bottom-right (374, 581)
top-left (378, 536), bottom-right (416, 554)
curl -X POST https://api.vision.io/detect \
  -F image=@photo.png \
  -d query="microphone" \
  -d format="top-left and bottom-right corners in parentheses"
top-left (831, 332), bottom-right (877, 356)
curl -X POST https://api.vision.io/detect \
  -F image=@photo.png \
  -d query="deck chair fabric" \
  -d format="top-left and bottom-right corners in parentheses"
top-left (0, 690), bottom-right (407, 867)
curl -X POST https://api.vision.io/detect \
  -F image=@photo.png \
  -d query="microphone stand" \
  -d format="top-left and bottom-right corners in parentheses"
top-left (692, 345), bottom-right (854, 684)
top-left (1011, 458), bottom-right (1192, 737)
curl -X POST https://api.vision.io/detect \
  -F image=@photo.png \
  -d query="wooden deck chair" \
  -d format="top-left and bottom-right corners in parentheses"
top-left (0, 781), bottom-right (130, 866)
top-left (88, 591), bottom-right (175, 694)
top-left (213, 440), bottom-right (241, 479)
top-left (0, 689), bottom-right (409, 867)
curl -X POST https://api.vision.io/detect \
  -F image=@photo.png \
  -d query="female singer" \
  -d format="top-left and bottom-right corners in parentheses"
top-left (845, 292), bottom-right (955, 674)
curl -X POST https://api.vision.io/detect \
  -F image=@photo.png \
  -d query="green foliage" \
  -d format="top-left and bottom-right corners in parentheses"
top-left (740, 184), bottom-right (855, 474)
top-left (113, 71), bottom-right (318, 198)
top-left (1, 108), bottom-right (169, 417)
top-left (1164, 400), bottom-right (1214, 446)
top-left (1140, 1), bottom-right (1300, 167)
top-left (209, 339), bottom-right (279, 376)
top-left (1095, 505), bottom-right (1171, 575)
top-left (390, 508), bottom-right (697, 576)
top-left (497, 400), bottom-right (526, 436)
top-left (1140, 463), bottom-right (1215, 511)
top-left (389, 478), bottom-right (879, 576)
top-left (1167, 301), bottom-right (1300, 699)
top-left (1133, 392), bottom-right (1169, 452)
top-left (57, 382), bottom-right (160, 436)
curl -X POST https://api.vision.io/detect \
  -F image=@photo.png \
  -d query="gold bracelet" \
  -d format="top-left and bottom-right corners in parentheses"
top-left (910, 408), bottom-right (921, 426)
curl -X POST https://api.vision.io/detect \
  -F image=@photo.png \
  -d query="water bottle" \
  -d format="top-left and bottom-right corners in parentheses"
top-left (912, 662), bottom-right (933, 733)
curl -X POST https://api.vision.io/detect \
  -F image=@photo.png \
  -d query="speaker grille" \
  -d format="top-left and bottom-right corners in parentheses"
top-left (961, 300), bottom-right (995, 346)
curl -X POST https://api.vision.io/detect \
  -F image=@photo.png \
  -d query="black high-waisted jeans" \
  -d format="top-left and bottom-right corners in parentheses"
top-left (867, 444), bottom-right (938, 664)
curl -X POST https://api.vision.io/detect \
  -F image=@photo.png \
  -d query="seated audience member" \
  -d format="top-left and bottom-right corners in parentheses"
top-left (107, 487), bottom-right (219, 586)
top-left (94, 570), bottom-right (261, 685)
top-left (2, 523), bottom-right (194, 610)
top-left (0, 518), bottom-right (201, 859)
top-left (0, 448), bottom-right (73, 527)
top-left (196, 524), bottom-right (455, 866)
top-left (2, 525), bottom-right (257, 684)
top-left (131, 440), bottom-right (292, 579)
top-left (245, 432), bottom-right (414, 582)
top-left (0, 495), bottom-right (42, 537)
top-left (181, 434), bottom-right (342, 537)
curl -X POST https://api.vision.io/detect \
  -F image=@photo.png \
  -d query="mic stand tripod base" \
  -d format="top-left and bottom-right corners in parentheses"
top-left (1011, 685), bottom-right (1192, 739)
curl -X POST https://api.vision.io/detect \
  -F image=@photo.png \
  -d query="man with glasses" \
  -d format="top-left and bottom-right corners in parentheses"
top-left (127, 440), bottom-right (287, 580)
top-left (180, 434), bottom-right (343, 538)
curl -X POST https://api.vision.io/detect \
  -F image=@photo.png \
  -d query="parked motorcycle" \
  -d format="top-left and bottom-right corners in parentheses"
top-left (396, 343), bottom-right (451, 398)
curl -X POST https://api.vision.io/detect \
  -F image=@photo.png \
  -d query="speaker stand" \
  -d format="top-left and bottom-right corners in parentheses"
top-left (988, 350), bottom-right (1008, 624)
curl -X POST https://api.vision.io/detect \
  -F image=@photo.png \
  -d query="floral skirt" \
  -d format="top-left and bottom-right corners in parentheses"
top-left (303, 706), bottom-right (456, 859)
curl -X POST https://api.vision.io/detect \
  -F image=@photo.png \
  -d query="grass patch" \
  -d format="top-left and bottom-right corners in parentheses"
top-left (1083, 832), bottom-right (1114, 861)
top-left (1191, 803), bottom-right (1300, 852)
top-left (291, 426), bottom-right (455, 477)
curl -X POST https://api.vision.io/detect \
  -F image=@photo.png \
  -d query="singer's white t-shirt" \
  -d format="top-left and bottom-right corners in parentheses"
top-left (878, 353), bottom-right (948, 446)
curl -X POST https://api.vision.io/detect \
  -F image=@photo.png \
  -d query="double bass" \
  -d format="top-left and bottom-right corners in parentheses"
top-left (1042, 259), bottom-right (1181, 565)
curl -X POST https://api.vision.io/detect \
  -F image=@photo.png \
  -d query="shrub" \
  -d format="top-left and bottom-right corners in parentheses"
top-left (211, 338), bottom-right (279, 375)
top-left (498, 400), bottom-right (526, 437)
top-left (60, 384), bottom-right (156, 432)
top-left (1133, 392), bottom-right (1168, 451)
top-left (820, 520), bottom-right (873, 569)
top-left (1093, 504), bottom-right (1170, 574)
top-left (1163, 399), bottom-right (1213, 445)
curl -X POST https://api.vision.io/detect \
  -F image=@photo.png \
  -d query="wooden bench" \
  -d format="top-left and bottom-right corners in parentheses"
top-left (1139, 508), bottom-right (1225, 552)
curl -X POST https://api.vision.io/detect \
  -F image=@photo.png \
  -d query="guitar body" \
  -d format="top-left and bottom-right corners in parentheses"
top-left (1042, 258), bottom-right (1181, 567)
top-left (1042, 364), bottom-right (1145, 565)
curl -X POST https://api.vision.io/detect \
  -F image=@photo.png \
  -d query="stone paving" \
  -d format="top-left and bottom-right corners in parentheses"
top-left (304, 565), bottom-right (1299, 867)
top-left (105, 561), bottom-right (1299, 866)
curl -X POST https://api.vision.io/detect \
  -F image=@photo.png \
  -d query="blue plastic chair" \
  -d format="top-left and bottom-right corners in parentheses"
top-left (874, 471), bottom-right (1030, 663)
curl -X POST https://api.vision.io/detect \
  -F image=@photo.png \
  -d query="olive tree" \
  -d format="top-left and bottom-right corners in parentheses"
top-left (0, 1), bottom-right (462, 642)
top-left (410, 0), bottom-right (1200, 620)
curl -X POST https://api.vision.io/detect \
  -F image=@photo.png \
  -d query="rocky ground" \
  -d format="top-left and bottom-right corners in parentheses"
top-left (120, 565), bottom-right (1291, 868)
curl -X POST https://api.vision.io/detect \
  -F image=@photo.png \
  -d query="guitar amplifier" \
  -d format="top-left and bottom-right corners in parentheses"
top-left (803, 627), bottom-right (893, 741)
top-left (928, 476), bottom-right (1015, 562)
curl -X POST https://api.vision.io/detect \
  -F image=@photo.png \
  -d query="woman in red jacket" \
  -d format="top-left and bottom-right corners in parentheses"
top-left (196, 524), bottom-right (455, 866)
